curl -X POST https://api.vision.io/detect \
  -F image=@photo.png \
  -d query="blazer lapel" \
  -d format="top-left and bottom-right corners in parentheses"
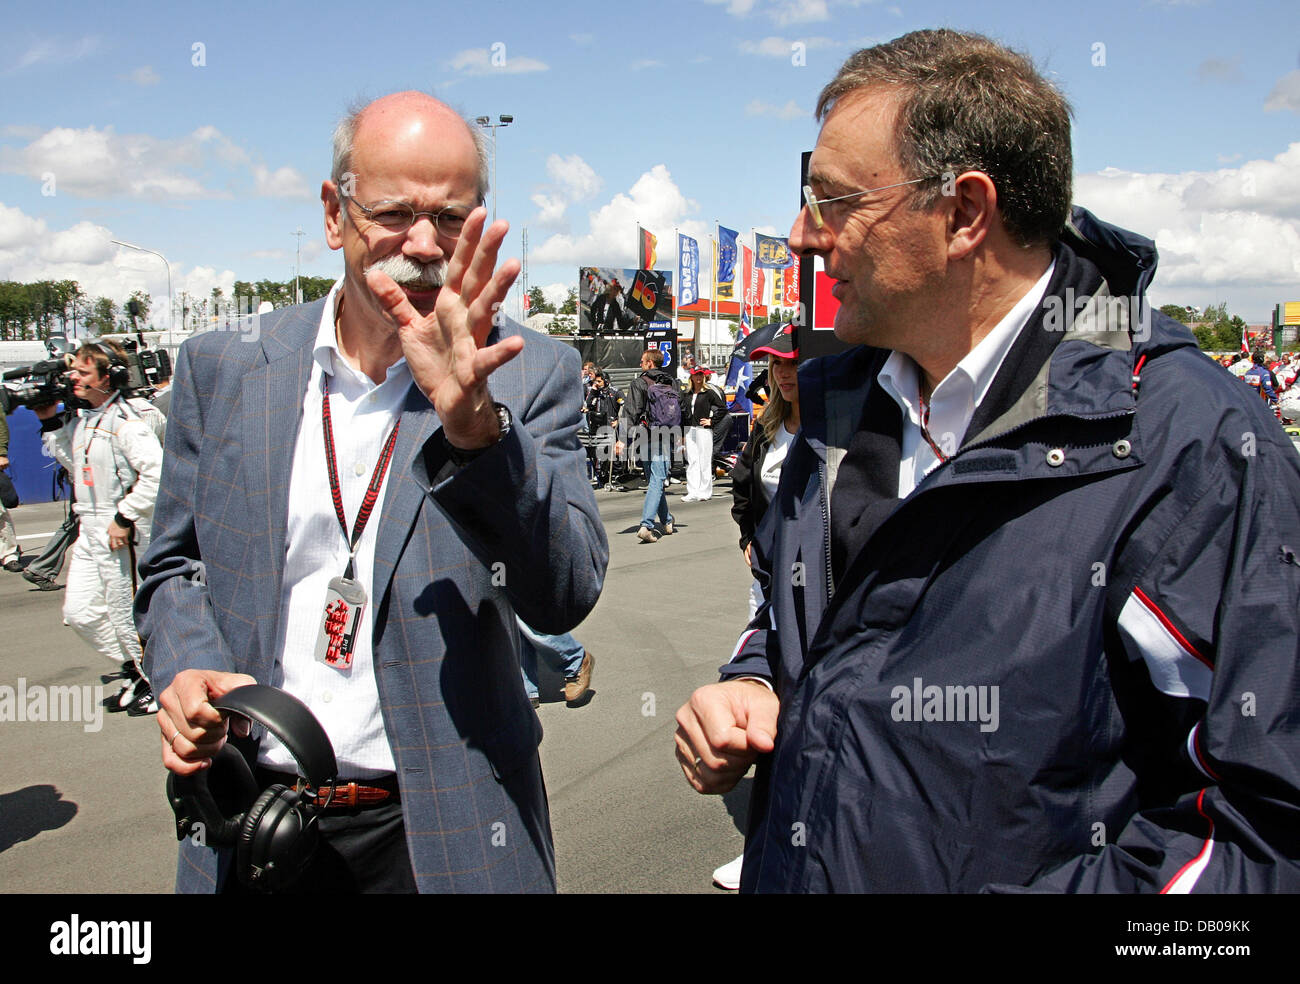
top-left (372, 383), bottom-right (441, 610)
top-left (243, 305), bottom-right (319, 671)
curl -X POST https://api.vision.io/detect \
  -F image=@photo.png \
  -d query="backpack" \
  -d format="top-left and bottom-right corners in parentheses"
top-left (645, 379), bottom-right (681, 429)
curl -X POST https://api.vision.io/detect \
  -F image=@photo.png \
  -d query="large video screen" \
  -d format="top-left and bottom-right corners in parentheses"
top-left (579, 267), bottom-right (674, 334)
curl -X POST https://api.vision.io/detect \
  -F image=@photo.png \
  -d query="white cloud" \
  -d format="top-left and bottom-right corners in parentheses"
top-left (745, 98), bottom-right (808, 120)
top-left (0, 125), bottom-right (304, 201)
top-left (540, 282), bottom-right (569, 308)
top-left (1073, 144), bottom-right (1300, 300)
top-left (703, 0), bottom-right (759, 14)
top-left (122, 65), bottom-right (160, 86)
top-left (9, 36), bottom-right (99, 73)
top-left (631, 59), bottom-right (663, 71)
top-left (740, 35), bottom-right (836, 56)
top-left (532, 165), bottom-right (711, 268)
top-left (531, 192), bottom-right (568, 228)
top-left (570, 33), bottom-right (595, 45)
top-left (529, 154), bottom-right (603, 230)
top-left (0, 202), bottom-right (47, 250)
top-left (771, 0), bottom-right (829, 26)
top-left (447, 48), bottom-right (548, 76)
top-left (45, 221), bottom-right (114, 265)
top-left (1195, 56), bottom-right (1240, 84)
top-left (252, 164), bottom-right (311, 199)
top-left (0, 203), bottom-right (236, 325)
top-left (549, 154), bottom-right (602, 201)
top-left (1265, 70), bottom-right (1300, 113)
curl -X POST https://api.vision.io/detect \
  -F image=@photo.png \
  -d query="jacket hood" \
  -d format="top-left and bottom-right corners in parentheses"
top-left (1060, 205), bottom-right (1198, 363)
top-left (644, 368), bottom-right (676, 386)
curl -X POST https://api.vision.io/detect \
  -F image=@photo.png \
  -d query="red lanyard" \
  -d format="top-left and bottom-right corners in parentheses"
top-left (321, 375), bottom-right (401, 579)
top-left (918, 395), bottom-right (950, 464)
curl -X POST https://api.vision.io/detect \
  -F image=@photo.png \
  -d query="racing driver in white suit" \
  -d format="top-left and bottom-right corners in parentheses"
top-left (34, 341), bottom-right (164, 714)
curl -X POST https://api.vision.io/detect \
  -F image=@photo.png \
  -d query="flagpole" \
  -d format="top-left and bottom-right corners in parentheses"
top-left (673, 226), bottom-right (679, 350)
top-left (712, 220), bottom-right (718, 354)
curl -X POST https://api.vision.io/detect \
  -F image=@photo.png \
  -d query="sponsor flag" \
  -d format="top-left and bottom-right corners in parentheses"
top-left (743, 246), bottom-right (764, 312)
top-left (742, 245), bottom-right (754, 309)
top-left (1242, 322), bottom-right (1250, 353)
top-left (772, 264), bottom-right (782, 308)
top-left (638, 226), bottom-right (658, 269)
top-left (678, 233), bottom-right (699, 307)
top-left (717, 226), bottom-right (738, 299)
top-left (754, 233), bottom-right (794, 269)
top-left (783, 254), bottom-right (800, 309)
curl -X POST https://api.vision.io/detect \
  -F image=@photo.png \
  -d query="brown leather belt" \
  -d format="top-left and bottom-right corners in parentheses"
top-left (258, 769), bottom-right (401, 809)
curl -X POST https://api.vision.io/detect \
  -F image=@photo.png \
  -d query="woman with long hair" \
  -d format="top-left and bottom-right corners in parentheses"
top-left (730, 324), bottom-right (800, 620)
top-left (713, 322), bottom-right (799, 891)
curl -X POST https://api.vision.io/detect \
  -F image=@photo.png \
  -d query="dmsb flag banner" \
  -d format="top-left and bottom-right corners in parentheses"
top-left (678, 233), bottom-right (699, 307)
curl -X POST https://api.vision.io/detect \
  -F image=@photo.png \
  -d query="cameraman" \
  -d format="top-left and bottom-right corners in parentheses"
top-left (33, 341), bottom-right (165, 713)
top-left (582, 369), bottom-right (622, 487)
top-left (0, 404), bottom-right (20, 572)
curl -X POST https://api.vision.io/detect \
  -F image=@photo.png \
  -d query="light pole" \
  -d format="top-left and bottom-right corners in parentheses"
top-left (110, 239), bottom-right (174, 343)
top-left (293, 226), bottom-right (305, 304)
top-left (473, 114), bottom-right (513, 224)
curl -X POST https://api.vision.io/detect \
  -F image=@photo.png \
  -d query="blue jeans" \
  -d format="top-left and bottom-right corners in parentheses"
top-left (639, 452), bottom-right (674, 531)
top-left (517, 619), bottom-right (586, 699)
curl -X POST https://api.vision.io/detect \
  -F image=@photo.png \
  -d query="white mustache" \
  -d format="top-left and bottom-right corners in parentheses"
top-left (367, 255), bottom-right (446, 289)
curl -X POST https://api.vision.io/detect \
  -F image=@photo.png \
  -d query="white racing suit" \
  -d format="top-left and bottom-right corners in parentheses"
top-left (44, 395), bottom-right (164, 668)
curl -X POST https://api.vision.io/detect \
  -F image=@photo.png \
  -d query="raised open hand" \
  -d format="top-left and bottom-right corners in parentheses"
top-left (366, 207), bottom-right (524, 449)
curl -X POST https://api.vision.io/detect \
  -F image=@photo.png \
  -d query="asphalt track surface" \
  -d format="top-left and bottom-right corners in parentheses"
top-left (0, 479), bottom-right (753, 894)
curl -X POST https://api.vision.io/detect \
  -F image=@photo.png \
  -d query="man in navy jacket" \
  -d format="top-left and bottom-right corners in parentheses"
top-left (675, 29), bottom-right (1300, 892)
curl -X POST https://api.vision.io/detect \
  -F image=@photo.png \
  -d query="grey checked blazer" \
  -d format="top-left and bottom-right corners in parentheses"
top-left (136, 299), bottom-right (608, 893)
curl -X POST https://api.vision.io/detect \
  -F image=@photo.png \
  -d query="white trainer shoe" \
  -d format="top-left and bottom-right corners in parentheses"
top-left (712, 853), bottom-right (744, 891)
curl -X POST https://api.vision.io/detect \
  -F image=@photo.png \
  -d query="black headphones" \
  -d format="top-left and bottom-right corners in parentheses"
top-left (166, 685), bottom-right (338, 892)
top-left (84, 341), bottom-right (131, 390)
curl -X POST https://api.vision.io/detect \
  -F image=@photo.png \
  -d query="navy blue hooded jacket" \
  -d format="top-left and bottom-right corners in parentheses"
top-left (721, 207), bottom-right (1300, 893)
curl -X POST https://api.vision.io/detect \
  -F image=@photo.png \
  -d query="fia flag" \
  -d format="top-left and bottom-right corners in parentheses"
top-left (678, 234), bottom-right (699, 307)
top-left (717, 226), bottom-right (738, 299)
top-left (638, 226), bottom-right (658, 269)
top-left (755, 233), bottom-right (794, 269)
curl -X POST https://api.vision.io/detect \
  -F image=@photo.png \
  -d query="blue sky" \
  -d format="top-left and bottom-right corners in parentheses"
top-left (2, 0), bottom-right (1297, 327)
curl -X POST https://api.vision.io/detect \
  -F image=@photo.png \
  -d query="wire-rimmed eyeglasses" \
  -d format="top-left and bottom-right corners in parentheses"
top-left (342, 196), bottom-right (478, 238)
top-left (801, 175), bottom-right (939, 229)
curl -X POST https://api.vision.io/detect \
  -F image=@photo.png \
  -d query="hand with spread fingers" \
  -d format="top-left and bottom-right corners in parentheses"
top-left (157, 669), bottom-right (258, 775)
top-left (365, 206), bottom-right (525, 451)
top-left (675, 679), bottom-right (780, 794)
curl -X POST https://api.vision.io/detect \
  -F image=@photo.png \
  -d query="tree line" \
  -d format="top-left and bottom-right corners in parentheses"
top-left (0, 276), bottom-right (336, 341)
top-left (1158, 302), bottom-right (1279, 352)
top-left (0, 277), bottom-right (1275, 352)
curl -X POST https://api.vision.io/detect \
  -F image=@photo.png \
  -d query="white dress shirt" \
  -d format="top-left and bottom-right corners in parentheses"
top-left (259, 280), bottom-right (412, 777)
top-left (878, 261), bottom-right (1055, 498)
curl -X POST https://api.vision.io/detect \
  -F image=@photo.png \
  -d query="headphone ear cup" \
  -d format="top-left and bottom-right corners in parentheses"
top-left (237, 784), bottom-right (317, 892)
